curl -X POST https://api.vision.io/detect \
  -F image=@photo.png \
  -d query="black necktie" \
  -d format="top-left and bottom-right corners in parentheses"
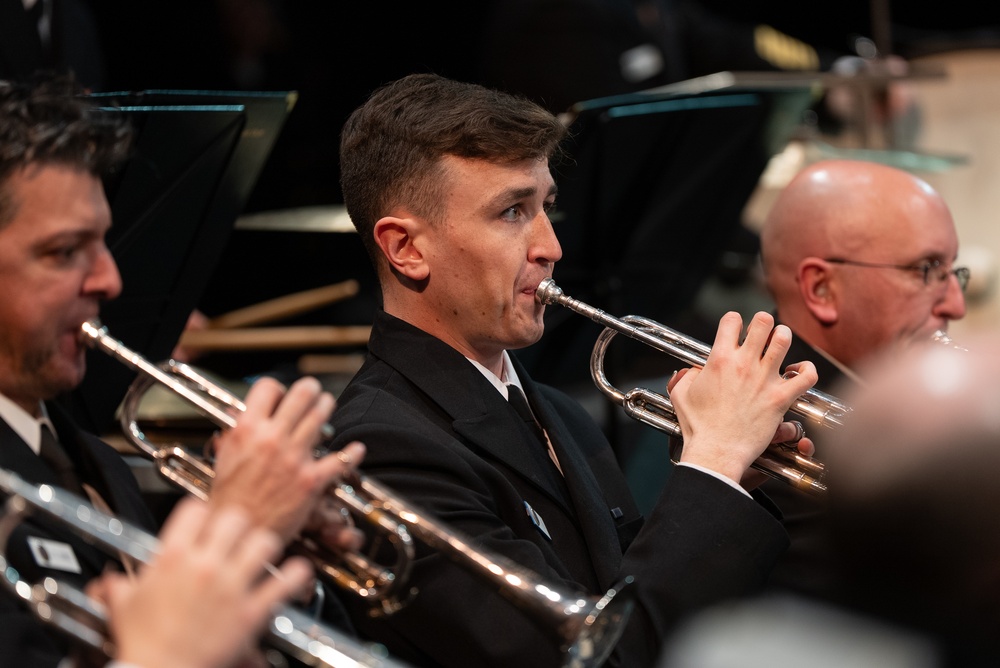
top-left (507, 385), bottom-right (545, 443)
top-left (38, 424), bottom-right (136, 576)
top-left (507, 385), bottom-right (563, 474)
top-left (38, 424), bottom-right (84, 495)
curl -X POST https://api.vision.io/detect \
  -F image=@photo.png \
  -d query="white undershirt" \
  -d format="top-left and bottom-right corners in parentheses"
top-left (465, 351), bottom-right (522, 400)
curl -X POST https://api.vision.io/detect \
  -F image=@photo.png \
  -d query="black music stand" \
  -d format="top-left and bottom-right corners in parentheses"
top-left (517, 75), bottom-right (815, 389)
top-left (57, 91), bottom-right (296, 435)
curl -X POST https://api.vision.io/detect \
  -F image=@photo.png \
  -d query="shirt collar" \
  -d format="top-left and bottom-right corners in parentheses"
top-left (466, 351), bottom-right (522, 400)
top-left (0, 391), bottom-right (52, 455)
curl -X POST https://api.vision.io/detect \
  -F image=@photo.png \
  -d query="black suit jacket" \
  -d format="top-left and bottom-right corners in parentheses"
top-left (330, 310), bottom-right (789, 667)
top-left (0, 401), bottom-right (155, 667)
top-left (763, 327), bottom-right (858, 601)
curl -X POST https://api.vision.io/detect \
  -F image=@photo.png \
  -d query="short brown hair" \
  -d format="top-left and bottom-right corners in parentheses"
top-left (339, 73), bottom-right (567, 272)
top-left (0, 74), bottom-right (132, 228)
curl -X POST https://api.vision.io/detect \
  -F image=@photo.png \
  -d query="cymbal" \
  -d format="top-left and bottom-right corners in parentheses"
top-left (234, 205), bottom-right (356, 233)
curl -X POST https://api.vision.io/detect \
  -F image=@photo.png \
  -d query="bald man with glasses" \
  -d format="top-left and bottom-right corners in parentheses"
top-left (761, 159), bottom-right (967, 380)
top-left (757, 158), bottom-right (968, 600)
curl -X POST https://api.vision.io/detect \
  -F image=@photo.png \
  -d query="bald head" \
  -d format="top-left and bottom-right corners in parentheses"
top-left (762, 160), bottom-right (949, 297)
top-left (759, 159), bottom-right (964, 368)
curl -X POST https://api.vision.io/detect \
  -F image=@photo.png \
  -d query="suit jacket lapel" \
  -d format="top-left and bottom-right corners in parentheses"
top-left (47, 404), bottom-right (111, 499)
top-left (0, 415), bottom-right (119, 577)
top-left (452, 389), bottom-right (572, 509)
top-left (0, 418), bottom-right (55, 488)
top-left (369, 311), bottom-right (625, 583)
top-left (370, 312), bottom-right (575, 513)
top-left (46, 402), bottom-right (154, 528)
top-left (517, 365), bottom-right (624, 583)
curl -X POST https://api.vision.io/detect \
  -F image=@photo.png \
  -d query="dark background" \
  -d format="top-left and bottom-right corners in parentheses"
top-left (6, 0), bottom-right (998, 387)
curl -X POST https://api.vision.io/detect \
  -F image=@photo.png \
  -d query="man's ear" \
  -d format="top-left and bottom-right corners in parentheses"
top-left (799, 258), bottom-right (838, 325)
top-left (373, 215), bottom-right (429, 281)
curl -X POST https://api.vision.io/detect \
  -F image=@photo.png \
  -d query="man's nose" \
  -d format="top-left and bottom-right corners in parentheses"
top-left (934, 271), bottom-right (967, 321)
top-left (85, 246), bottom-right (123, 300)
top-left (531, 213), bottom-right (563, 265)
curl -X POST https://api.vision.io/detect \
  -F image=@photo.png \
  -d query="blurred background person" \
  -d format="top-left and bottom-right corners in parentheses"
top-left (479, 0), bottom-right (838, 115)
top-left (660, 330), bottom-right (1000, 667)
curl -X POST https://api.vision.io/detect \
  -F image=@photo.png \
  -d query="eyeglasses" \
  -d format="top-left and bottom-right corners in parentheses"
top-left (825, 258), bottom-right (970, 292)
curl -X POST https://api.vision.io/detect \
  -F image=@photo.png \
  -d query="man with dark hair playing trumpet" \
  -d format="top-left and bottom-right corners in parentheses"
top-left (329, 72), bottom-right (819, 667)
top-left (0, 74), bottom-right (366, 666)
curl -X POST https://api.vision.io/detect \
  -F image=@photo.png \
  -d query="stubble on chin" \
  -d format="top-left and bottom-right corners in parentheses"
top-left (518, 317), bottom-right (547, 350)
top-left (18, 346), bottom-right (86, 400)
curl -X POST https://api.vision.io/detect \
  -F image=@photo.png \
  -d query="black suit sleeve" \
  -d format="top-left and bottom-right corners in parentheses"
top-left (332, 396), bottom-right (786, 667)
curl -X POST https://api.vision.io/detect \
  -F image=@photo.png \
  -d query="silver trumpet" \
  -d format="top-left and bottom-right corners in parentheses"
top-left (535, 278), bottom-right (848, 496)
top-left (0, 467), bottom-right (406, 668)
top-left (80, 320), bottom-right (635, 668)
top-left (80, 320), bottom-right (415, 616)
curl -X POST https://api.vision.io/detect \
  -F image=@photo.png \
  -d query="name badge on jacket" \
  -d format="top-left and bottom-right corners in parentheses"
top-left (27, 536), bottom-right (82, 573)
top-left (523, 501), bottom-right (551, 541)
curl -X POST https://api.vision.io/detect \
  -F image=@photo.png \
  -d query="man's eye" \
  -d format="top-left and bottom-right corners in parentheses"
top-left (48, 245), bottom-right (79, 262)
top-left (501, 206), bottom-right (520, 221)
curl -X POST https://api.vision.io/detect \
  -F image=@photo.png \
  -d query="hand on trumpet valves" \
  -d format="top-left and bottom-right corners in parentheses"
top-left (94, 498), bottom-right (314, 668)
top-left (733, 419), bottom-right (816, 490)
top-left (304, 481), bottom-right (366, 553)
top-left (666, 311), bottom-right (818, 487)
top-left (208, 375), bottom-right (363, 544)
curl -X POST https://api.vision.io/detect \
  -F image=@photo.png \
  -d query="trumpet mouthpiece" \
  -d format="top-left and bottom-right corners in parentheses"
top-left (535, 278), bottom-right (562, 305)
top-left (79, 319), bottom-right (105, 345)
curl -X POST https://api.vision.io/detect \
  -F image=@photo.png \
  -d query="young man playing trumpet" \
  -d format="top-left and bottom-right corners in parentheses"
top-left (329, 72), bottom-right (819, 667)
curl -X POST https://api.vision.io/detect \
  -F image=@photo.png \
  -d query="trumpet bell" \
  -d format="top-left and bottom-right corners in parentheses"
top-left (353, 476), bottom-right (635, 667)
